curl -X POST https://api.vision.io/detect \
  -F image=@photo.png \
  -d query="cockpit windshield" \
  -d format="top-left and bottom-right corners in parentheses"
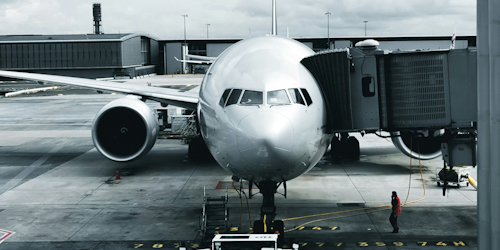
top-left (240, 90), bottom-right (263, 105)
top-left (219, 89), bottom-right (232, 107)
top-left (226, 89), bottom-right (242, 106)
top-left (267, 89), bottom-right (290, 105)
top-left (301, 88), bottom-right (313, 106)
top-left (288, 88), bottom-right (305, 105)
top-left (219, 88), bottom-right (311, 107)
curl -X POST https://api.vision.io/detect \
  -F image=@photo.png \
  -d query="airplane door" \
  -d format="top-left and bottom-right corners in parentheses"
top-left (350, 52), bottom-right (380, 130)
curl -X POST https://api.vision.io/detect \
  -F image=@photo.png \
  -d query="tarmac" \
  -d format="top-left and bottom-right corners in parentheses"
top-left (0, 75), bottom-right (477, 249)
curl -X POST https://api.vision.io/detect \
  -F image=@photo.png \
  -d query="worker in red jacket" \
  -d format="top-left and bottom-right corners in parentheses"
top-left (390, 191), bottom-right (401, 233)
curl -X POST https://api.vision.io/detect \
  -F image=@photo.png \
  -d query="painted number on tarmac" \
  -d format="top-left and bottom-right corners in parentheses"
top-left (130, 240), bottom-right (468, 248)
top-left (294, 241), bottom-right (467, 248)
top-left (417, 241), bottom-right (468, 247)
top-left (356, 242), bottom-right (405, 247)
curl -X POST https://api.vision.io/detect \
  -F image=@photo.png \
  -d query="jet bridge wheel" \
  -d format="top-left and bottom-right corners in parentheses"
top-left (330, 135), bottom-right (360, 160)
top-left (345, 136), bottom-right (360, 160)
top-left (330, 137), bottom-right (342, 158)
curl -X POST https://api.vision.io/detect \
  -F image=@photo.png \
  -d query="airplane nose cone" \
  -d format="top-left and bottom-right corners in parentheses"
top-left (236, 112), bottom-right (294, 165)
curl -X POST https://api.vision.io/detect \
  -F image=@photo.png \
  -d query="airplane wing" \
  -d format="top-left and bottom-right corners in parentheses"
top-left (174, 57), bottom-right (213, 64)
top-left (175, 54), bottom-right (217, 65)
top-left (187, 54), bottom-right (217, 61)
top-left (0, 70), bottom-right (199, 110)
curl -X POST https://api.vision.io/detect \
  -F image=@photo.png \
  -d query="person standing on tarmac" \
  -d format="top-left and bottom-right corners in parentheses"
top-left (390, 191), bottom-right (401, 233)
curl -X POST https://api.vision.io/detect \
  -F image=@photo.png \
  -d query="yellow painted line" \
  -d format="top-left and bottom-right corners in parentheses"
top-left (263, 215), bottom-right (267, 233)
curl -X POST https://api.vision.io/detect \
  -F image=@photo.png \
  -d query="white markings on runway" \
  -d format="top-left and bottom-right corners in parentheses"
top-left (0, 124), bottom-right (89, 126)
top-left (0, 229), bottom-right (15, 244)
top-left (81, 102), bottom-right (112, 105)
top-left (0, 131), bottom-right (90, 146)
top-left (0, 139), bottom-right (70, 194)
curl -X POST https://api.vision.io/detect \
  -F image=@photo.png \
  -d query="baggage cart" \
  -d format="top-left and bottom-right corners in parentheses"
top-left (436, 166), bottom-right (471, 188)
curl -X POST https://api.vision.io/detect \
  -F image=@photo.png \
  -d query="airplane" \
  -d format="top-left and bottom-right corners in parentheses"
top-left (0, 0), bottom-right (443, 239)
top-left (174, 54), bottom-right (216, 64)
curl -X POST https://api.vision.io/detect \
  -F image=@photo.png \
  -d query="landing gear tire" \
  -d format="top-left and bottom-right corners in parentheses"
top-left (253, 220), bottom-right (264, 234)
top-left (437, 182), bottom-right (441, 187)
top-left (273, 220), bottom-right (285, 247)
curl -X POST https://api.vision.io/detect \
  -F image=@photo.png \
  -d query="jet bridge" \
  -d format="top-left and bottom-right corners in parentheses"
top-left (301, 40), bottom-right (477, 167)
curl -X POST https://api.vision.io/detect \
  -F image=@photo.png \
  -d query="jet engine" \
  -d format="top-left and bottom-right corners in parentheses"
top-left (92, 95), bottom-right (159, 162)
top-left (391, 130), bottom-right (443, 160)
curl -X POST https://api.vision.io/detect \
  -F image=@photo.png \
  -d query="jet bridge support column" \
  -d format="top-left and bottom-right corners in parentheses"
top-left (477, 0), bottom-right (500, 249)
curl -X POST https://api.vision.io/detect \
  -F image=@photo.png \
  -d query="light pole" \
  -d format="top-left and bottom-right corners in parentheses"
top-left (363, 20), bottom-right (368, 36)
top-left (272, 0), bottom-right (277, 35)
top-left (325, 12), bottom-right (331, 49)
top-left (206, 24), bottom-right (210, 39)
top-left (181, 14), bottom-right (188, 74)
top-left (182, 14), bottom-right (188, 44)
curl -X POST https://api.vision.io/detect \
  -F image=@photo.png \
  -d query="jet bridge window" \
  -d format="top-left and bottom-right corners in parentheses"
top-left (219, 89), bottom-right (232, 107)
top-left (300, 88), bottom-right (313, 106)
top-left (288, 88), bottom-right (305, 105)
top-left (267, 89), bottom-right (291, 105)
top-left (226, 89), bottom-right (243, 107)
top-left (240, 90), bottom-right (263, 105)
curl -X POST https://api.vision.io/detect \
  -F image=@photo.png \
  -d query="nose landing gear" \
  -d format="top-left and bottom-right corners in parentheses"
top-left (251, 181), bottom-right (286, 246)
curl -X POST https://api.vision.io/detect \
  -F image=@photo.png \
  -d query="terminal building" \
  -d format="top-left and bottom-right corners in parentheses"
top-left (0, 33), bottom-right (159, 79)
top-left (0, 33), bottom-right (476, 78)
top-left (162, 36), bottom-right (476, 74)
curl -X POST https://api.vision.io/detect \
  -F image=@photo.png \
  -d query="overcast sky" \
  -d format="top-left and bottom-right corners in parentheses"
top-left (0, 0), bottom-right (476, 40)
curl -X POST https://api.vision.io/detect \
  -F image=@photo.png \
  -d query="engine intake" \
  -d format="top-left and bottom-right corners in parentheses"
top-left (92, 95), bottom-right (158, 162)
top-left (391, 131), bottom-right (443, 160)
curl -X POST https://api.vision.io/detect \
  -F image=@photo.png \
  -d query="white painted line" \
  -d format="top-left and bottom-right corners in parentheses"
top-left (0, 139), bottom-right (70, 194)
top-left (0, 124), bottom-right (89, 126)
top-left (0, 229), bottom-right (15, 244)
top-left (5, 86), bottom-right (60, 97)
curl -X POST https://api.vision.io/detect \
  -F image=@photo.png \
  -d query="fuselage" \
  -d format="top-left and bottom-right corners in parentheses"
top-left (198, 36), bottom-right (331, 183)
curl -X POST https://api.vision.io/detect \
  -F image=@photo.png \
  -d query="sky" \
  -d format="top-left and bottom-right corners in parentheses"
top-left (0, 0), bottom-right (476, 40)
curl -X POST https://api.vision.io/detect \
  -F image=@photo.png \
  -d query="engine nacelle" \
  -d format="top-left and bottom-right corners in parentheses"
top-left (391, 131), bottom-right (442, 160)
top-left (92, 95), bottom-right (159, 162)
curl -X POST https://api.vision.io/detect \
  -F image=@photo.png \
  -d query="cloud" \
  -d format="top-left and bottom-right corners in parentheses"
top-left (0, 0), bottom-right (476, 39)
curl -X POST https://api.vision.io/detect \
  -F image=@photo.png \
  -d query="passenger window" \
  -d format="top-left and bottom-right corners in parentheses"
top-left (300, 88), bottom-right (313, 106)
top-left (288, 88), bottom-right (305, 105)
top-left (226, 89), bottom-right (242, 106)
top-left (240, 90), bottom-right (263, 105)
top-left (219, 89), bottom-right (231, 107)
top-left (267, 89), bottom-right (290, 105)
